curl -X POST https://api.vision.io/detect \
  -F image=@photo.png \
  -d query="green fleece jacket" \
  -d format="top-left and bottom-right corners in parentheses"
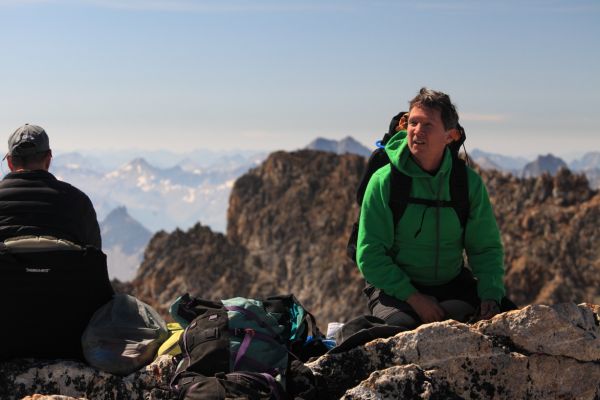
top-left (356, 130), bottom-right (505, 303)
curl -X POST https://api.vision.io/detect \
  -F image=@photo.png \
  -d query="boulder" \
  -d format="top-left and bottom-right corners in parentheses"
top-left (0, 355), bottom-right (177, 400)
top-left (309, 303), bottom-right (600, 399)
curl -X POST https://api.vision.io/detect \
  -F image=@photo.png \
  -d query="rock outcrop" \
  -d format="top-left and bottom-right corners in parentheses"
top-left (309, 302), bottom-right (600, 399)
top-left (4, 303), bottom-right (600, 399)
top-left (132, 150), bottom-right (367, 324)
top-left (131, 224), bottom-right (254, 316)
top-left (131, 149), bottom-right (599, 325)
top-left (483, 167), bottom-right (600, 306)
top-left (0, 356), bottom-right (177, 400)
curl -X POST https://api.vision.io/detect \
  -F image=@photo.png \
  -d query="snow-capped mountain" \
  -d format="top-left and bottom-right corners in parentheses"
top-left (50, 150), bottom-right (266, 233)
top-left (98, 157), bottom-right (239, 232)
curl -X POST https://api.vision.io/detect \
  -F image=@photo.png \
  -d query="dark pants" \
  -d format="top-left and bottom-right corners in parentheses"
top-left (365, 267), bottom-right (481, 328)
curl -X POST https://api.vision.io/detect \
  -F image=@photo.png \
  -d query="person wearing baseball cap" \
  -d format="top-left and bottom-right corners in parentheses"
top-left (0, 123), bottom-right (101, 248)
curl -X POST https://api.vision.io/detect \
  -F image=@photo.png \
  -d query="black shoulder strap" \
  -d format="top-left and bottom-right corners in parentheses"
top-left (449, 155), bottom-right (469, 229)
top-left (356, 148), bottom-right (390, 205)
top-left (388, 154), bottom-right (469, 230)
top-left (388, 165), bottom-right (411, 228)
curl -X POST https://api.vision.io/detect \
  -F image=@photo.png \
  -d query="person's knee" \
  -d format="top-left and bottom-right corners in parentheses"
top-left (372, 304), bottom-right (417, 329)
top-left (384, 311), bottom-right (418, 329)
top-left (439, 299), bottom-right (475, 323)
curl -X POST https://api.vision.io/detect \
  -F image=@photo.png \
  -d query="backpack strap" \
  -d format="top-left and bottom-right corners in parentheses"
top-left (388, 165), bottom-right (411, 229)
top-left (388, 155), bottom-right (469, 231)
top-left (231, 328), bottom-right (280, 375)
top-left (449, 155), bottom-right (469, 230)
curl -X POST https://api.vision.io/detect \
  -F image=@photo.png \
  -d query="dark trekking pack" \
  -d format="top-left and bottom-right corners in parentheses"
top-left (0, 237), bottom-right (114, 360)
top-left (170, 293), bottom-right (327, 400)
top-left (346, 111), bottom-right (470, 263)
top-left (174, 371), bottom-right (287, 400)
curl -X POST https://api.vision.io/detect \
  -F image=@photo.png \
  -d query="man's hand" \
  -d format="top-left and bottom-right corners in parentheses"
top-left (479, 300), bottom-right (500, 320)
top-left (406, 292), bottom-right (446, 323)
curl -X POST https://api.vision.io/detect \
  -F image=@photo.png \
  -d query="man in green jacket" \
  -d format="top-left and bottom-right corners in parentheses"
top-left (357, 88), bottom-right (505, 328)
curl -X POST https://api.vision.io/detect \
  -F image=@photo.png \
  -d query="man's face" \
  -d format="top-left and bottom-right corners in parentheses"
top-left (406, 105), bottom-right (452, 169)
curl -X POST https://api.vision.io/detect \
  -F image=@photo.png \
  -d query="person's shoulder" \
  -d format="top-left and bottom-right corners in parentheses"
top-left (371, 163), bottom-right (393, 181)
top-left (53, 176), bottom-right (93, 201)
top-left (464, 164), bottom-right (484, 183)
top-left (362, 164), bottom-right (392, 201)
top-left (461, 164), bottom-right (490, 199)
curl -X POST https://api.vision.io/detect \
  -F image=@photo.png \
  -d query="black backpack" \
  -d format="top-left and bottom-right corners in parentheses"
top-left (0, 241), bottom-right (114, 361)
top-left (170, 294), bottom-right (328, 400)
top-left (346, 111), bottom-right (470, 263)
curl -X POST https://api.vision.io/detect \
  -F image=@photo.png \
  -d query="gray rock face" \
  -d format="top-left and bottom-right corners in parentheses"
top-left (0, 355), bottom-right (177, 400)
top-left (5, 303), bottom-right (599, 399)
top-left (309, 303), bottom-right (600, 399)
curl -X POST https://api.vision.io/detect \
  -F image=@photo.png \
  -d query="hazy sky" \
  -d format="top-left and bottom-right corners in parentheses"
top-left (1, 0), bottom-right (598, 157)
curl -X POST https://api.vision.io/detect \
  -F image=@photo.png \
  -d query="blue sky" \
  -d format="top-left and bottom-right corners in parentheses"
top-left (0, 0), bottom-right (598, 157)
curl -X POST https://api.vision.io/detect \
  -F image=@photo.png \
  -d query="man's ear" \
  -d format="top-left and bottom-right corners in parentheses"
top-left (446, 128), bottom-right (460, 144)
top-left (44, 150), bottom-right (52, 170)
top-left (6, 156), bottom-right (15, 172)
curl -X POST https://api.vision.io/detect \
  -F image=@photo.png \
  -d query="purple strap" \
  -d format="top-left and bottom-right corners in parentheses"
top-left (234, 328), bottom-right (255, 370)
top-left (259, 372), bottom-right (286, 400)
top-left (231, 328), bottom-right (281, 375)
top-left (224, 305), bottom-right (279, 337)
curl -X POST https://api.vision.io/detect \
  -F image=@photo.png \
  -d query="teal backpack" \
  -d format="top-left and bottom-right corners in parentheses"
top-left (169, 294), bottom-right (326, 400)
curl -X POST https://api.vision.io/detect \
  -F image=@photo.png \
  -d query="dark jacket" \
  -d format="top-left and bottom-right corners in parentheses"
top-left (0, 170), bottom-right (101, 248)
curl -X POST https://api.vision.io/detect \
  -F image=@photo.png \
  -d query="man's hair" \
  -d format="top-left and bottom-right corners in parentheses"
top-left (409, 87), bottom-right (459, 130)
top-left (10, 150), bottom-right (51, 169)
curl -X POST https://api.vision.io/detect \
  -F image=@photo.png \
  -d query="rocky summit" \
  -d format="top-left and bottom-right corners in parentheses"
top-left (310, 302), bottom-right (600, 399)
top-left (130, 149), bottom-right (599, 325)
top-left (484, 167), bottom-right (600, 306)
top-left (4, 149), bottom-right (599, 399)
top-left (3, 303), bottom-right (599, 399)
top-left (131, 150), bottom-right (368, 324)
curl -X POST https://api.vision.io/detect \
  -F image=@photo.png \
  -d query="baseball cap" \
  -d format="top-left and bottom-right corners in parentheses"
top-left (5, 124), bottom-right (50, 159)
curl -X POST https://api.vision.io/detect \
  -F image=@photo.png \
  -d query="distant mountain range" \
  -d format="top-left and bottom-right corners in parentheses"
top-left (305, 139), bottom-right (599, 189)
top-left (305, 136), bottom-right (372, 158)
top-left (522, 154), bottom-right (569, 178)
top-left (470, 149), bottom-right (600, 189)
top-left (49, 149), bottom-right (265, 280)
top-left (470, 149), bottom-right (529, 173)
top-left (50, 150), bottom-right (266, 233)
top-left (41, 141), bottom-right (598, 281)
top-left (100, 206), bottom-right (152, 281)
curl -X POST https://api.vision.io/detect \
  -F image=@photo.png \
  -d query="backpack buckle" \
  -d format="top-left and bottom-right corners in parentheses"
top-left (233, 328), bottom-right (256, 337)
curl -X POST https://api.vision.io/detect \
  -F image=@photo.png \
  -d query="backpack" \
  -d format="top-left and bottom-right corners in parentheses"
top-left (174, 371), bottom-right (286, 400)
top-left (346, 111), bottom-right (470, 263)
top-left (0, 236), bottom-right (114, 361)
top-left (170, 294), bottom-right (326, 400)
